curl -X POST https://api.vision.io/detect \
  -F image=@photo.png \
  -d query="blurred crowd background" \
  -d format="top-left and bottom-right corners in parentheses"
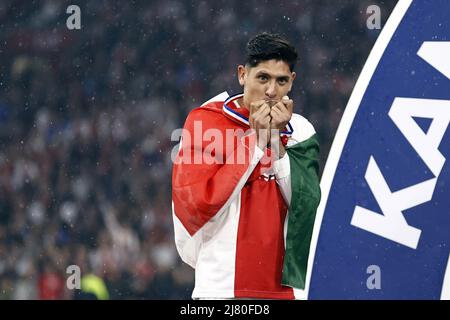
top-left (0, 0), bottom-right (396, 299)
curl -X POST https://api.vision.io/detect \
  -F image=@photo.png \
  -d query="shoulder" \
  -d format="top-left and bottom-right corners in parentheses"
top-left (186, 101), bottom-right (223, 122)
top-left (187, 91), bottom-right (229, 118)
top-left (183, 92), bottom-right (229, 128)
top-left (287, 113), bottom-right (317, 146)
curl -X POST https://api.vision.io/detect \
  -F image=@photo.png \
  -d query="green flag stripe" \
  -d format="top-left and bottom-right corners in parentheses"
top-left (282, 134), bottom-right (321, 289)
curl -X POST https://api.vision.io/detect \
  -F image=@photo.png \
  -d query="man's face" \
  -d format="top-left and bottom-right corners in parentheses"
top-left (238, 59), bottom-right (296, 108)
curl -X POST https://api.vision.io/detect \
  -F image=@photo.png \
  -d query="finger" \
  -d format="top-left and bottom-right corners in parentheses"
top-left (273, 99), bottom-right (290, 113)
top-left (250, 100), bottom-right (266, 108)
top-left (274, 103), bottom-right (292, 118)
top-left (271, 104), bottom-right (282, 113)
top-left (254, 104), bottom-right (271, 118)
top-left (271, 108), bottom-right (290, 128)
top-left (255, 113), bottom-right (271, 128)
top-left (253, 110), bottom-right (271, 128)
top-left (272, 102), bottom-right (286, 113)
top-left (258, 108), bottom-right (272, 122)
top-left (252, 101), bottom-right (269, 114)
top-left (282, 96), bottom-right (293, 114)
top-left (270, 108), bottom-right (283, 126)
top-left (266, 99), bottom-right (279, 108)
top-left (250, 100), bottom-right (268, 114)
top-left (250, 106), bottom-right (267, 127)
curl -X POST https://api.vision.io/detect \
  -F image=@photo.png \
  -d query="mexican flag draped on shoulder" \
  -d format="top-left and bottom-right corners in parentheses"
top-left (172, 92), bottom-right (320, 299)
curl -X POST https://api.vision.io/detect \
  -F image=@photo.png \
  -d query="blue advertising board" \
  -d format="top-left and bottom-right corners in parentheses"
top-left (307, 0), bottom-right (450, 299)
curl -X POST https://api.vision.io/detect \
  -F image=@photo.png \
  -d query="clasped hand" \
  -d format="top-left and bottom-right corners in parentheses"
top-left (249, 96), bottom-right (293, 151)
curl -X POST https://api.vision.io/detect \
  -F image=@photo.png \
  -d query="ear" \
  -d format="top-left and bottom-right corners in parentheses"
top-left (237, 65), bottom-right (246, 86)
top-left (288, 72), bottom-right (296, 92)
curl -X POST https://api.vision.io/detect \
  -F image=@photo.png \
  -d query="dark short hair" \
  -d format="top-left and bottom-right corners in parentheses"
top-left (245, 32), bottom-right (298, 72)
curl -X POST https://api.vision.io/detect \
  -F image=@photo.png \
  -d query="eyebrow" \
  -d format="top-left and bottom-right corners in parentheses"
top-left (255, 71), bottom-right (290, 81)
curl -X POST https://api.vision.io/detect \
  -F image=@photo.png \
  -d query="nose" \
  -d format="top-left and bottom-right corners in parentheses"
top-left (265, 81), bottom-right (277, 99)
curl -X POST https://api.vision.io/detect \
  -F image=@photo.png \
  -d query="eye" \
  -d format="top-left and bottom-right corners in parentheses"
top-left (278, 78), bottom-right (288, 85)
top-left (258, 75), bottom-right (268, 81)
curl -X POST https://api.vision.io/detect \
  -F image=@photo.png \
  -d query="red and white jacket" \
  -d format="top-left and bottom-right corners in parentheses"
top-left (172, 92), bottom-right (316, 299)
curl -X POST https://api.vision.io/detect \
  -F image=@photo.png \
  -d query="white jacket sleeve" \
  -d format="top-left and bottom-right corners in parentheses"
top-left (272, 152), bottom-right (291, 206)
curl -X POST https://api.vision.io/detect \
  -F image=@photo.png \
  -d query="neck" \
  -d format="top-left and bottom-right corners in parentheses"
top-left (237, 97), bottom-right (249, 110)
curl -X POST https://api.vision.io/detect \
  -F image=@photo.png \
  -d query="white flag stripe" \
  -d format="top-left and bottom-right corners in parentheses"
top-left (417, 42), bottom-right (450, 80)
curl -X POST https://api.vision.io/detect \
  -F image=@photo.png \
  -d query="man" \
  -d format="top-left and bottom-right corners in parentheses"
top-left (172, 33), bottom-right (321, 299)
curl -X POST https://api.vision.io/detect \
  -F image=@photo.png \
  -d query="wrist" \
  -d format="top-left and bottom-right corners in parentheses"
top-left (257, 140), bottom-right (268, 151)
top-left (270, 135), bottom-right (286, 159)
